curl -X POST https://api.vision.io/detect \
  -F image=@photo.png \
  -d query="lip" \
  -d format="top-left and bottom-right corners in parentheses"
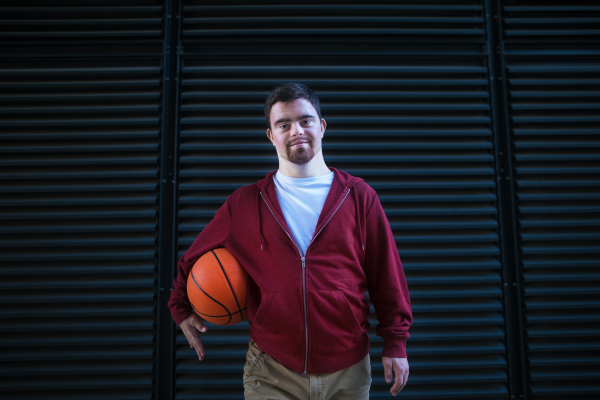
top-left (290, 141), bottom-right (308, 147)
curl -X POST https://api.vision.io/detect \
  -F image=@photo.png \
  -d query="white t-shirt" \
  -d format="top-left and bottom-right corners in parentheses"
top-left (273, 170), bottom-right (335, 256)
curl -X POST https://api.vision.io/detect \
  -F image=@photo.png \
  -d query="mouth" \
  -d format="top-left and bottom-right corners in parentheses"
top-left (289, 141), bottom-right (309, 147)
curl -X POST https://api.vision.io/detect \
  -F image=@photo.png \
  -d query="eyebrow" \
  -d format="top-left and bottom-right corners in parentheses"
top-left (274, 114), bottom-right (316, 127)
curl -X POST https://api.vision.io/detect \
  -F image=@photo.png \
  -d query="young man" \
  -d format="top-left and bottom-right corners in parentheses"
top-left (168, 83), bottom-right (412, 399)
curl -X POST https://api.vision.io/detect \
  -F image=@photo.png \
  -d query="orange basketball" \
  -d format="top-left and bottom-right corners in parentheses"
top-left (186, 248), bottom-right (248, 326)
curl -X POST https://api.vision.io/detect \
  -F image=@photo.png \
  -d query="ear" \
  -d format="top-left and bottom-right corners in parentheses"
top-left (320, 118), bottom-right (327, 138)
top-left (266, 128), bottom-right (275, 145)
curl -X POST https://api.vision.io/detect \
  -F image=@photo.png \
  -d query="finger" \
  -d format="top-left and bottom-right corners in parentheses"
top-left (390, 364), bottom-right (402, 396)
top-left (194, 339), bottom-right (205, 361)
top-left (184, 330), bottom-right (205, 360)
top-left (383, 360), bottom-right (393, 384)
top-left (182, 331), bottom-right (194, 348)
top-left (399, 369), bottom-right (408, 391)
top-left (181, 325), bottom-right (197, 347)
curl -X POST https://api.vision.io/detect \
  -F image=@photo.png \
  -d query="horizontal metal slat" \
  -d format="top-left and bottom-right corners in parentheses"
top-left (0, 251), bottom-right (156, 262)
top-left (0, 67), bottom-right (161, 76)
top-left (0, 278), bottom-right (154, 290)
top-left (183, 65), bottom-right (488, 74)
top-left (0, 118), bottom-right (159, 127)
top-left (0, 308), bottom-right (154, 318)
top-left (0, 157), bottom-right (158, 166)
top-left (181, 180), bottom-right (495, 191)
top-left (182, 154), bottom-right (493, 163)
top-left (2, 334), bottom-right (154, 347)
top-left (0, 349), bottom-right (153, 362)
top-left (0, 92), bottom-right (160, 101)
top-left (183, 91), bottom-right (490, 100)
top-left (0, 376), bottom-right (152, 391)
top-left (0, 362), bottom-right (152, 376)
top-left (0, 265), bottom-right (153, 275)
top-left (183, 28), bottom-right (486, 36)
top-left (3, 107), bottom-right (159, 118)
top-left (0, 293), bottom-right (152, 304)
top-left (185, 5), bottom-right (483, 12)
top-left (181, 116), bottom-right (492, 125)
top-left (180, 166), bottom-right (496, 177)
top-left (3, 18), bottom-right (161, 25)
top-left (0, 144), bottom-right (158, 153)
top-left (182, 78), bottom-right (490, 87)
top-left (0, 130), bottom-right (159, 141)
top-left (187, 17), bottom-right (482, 24)
top-left (0, 224), bottom-right (156, 235)
top-left (0, 211), bottom-right (156, 220)
top-left (0, 185), bottom-right (156, 193)
top-left (183, 102), bottom-right (491, 112)
top-left (0, 321), bottom-right (154, 333)
top-left (0, 235), bottom-right (156, 249)
top-left (0, 7), bottom-right (163, 13)
top-left (183, 142), bottom-right (493, 151)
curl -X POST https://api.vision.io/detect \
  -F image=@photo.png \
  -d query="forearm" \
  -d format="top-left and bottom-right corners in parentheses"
top-left (364, 194), bottom-right (413, 357)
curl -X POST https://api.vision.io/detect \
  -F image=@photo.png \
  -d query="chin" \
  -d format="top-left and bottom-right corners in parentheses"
top-left (285, 147), bottom-right (315, 165)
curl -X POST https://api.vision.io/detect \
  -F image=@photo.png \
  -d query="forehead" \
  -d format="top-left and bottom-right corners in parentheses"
top-left (270, 98), bottom-right (318, 120)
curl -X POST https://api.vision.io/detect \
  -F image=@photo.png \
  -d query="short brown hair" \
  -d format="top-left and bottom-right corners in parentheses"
top-left (264, 83), bottom-right (321, 129)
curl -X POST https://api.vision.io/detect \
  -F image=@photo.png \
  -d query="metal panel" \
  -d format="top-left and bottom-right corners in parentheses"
top-left (501, 2), bottom-right (600, 399)
top-left (0, 0), bottom-right (164, 57)
top-left (175, 1), bottom-right (508, 399)
top-left (0, 59), bottom-right (162, 399)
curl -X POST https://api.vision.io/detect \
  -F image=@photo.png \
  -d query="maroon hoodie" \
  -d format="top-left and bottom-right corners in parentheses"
top-left (168, 167), bottom-right (412, 374)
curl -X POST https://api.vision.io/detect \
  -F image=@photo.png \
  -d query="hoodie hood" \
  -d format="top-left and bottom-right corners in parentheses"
top-left (256, 167), bottom-right (363, 192)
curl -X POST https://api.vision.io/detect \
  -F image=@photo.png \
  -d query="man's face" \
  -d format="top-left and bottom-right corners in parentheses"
top-left (267, 98), bottom-right (326, 165)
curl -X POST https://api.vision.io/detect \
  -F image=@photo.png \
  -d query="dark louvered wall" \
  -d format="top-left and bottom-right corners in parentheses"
top-left (499, 2), bottom-right (600, 399)
top-left (0, 59), bottom-right (162, 399)
top-left (0, 1), bottom-right (166, 400)
top-left (175, 1), bottom-right (511, 399)
top-left (0, 1), bottom-right (597, 399)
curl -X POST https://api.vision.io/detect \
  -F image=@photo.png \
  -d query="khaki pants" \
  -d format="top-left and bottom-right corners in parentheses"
top-left (243, 339), bottom-right (371, 400)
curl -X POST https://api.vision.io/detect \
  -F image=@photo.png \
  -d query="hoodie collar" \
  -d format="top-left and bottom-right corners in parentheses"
top-left (257, 167), bottom-right (363, 192)
top-left (256, 167), bottom-right (365, 251)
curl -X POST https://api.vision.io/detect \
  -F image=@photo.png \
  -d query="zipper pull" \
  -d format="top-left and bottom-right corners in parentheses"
top-left (301, 257), bottom-right (305, 268)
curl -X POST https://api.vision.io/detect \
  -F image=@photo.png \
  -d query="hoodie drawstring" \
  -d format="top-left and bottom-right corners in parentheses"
top-left (353, 188), bottom-right (365, 251)
top-left (257, 189), bottom-right (265, 250)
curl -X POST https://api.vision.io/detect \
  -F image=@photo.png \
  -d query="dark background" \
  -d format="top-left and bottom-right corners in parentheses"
top-left (1, 1), bottom-right (599, 399)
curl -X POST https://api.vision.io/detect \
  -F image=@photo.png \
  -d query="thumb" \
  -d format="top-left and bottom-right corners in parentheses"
top-left (194, 318), bottom-right (207, 333)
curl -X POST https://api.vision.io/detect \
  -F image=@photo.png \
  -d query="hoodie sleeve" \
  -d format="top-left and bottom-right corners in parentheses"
top-left (168, 198), bottom-right (232, 326)
top-left (364, 193), bottom-right (413, 358)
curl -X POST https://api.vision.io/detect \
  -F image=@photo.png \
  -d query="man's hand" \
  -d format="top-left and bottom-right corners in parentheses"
top-left (382, 357), bottom-right (409, 396)
top-left (180, 314), bottom-right (207, 361)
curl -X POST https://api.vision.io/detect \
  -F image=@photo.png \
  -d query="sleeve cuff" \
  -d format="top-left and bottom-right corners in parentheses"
top-left (171, 307), bottom-right (194, 326)
top-left (381, 337), bottom-right (407, 358)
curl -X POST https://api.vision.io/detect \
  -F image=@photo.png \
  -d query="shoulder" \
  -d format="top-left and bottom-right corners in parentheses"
top-left (333, 168), bottom-right (376, 194)
top-left (333, 168), bottom-right (379, 210)
top-left (227, 182), bottom-right (259, 205)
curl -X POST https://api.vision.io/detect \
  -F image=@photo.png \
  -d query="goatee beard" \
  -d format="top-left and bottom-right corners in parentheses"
top-left (285, 141), bottom-right (315, 165)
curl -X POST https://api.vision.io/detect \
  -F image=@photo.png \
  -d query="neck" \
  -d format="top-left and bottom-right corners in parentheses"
top-left (278, 150), bottom-right (330, 178)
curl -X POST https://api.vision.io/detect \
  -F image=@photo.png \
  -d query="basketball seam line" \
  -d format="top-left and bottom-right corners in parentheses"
top-left (212, 249), bottom-right (245, 322)
top-left (191, 269), bottom-right (232, 325)
top-left (194, 307), bottom-right (248, 319)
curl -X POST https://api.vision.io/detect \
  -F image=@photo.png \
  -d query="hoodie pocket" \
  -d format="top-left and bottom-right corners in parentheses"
top-left (253, 292), bottom-right (303, 357)
top-left (309, 290), bottom-right (363, 357)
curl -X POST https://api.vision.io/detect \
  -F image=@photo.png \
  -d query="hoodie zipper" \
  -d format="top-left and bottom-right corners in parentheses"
top-left (259, 188), bottom-right (351, 373)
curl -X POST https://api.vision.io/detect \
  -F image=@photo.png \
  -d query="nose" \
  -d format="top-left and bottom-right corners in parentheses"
top-left (291, 122), bottom-right (304, 137)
